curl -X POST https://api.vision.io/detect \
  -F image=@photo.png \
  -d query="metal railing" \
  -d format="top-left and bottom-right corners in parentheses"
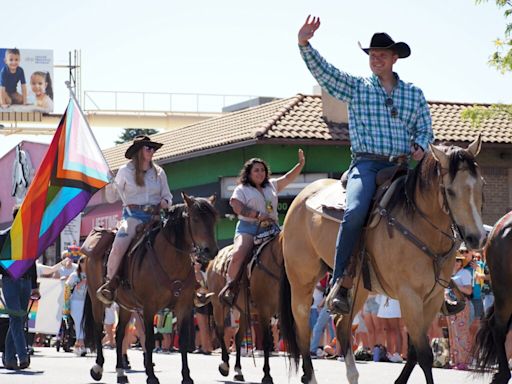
top-left (83, 90), bottom-right (258, 114)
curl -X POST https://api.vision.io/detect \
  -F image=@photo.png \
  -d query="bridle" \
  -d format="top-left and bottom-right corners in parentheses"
top-left (160, 204), bottom-right (213, 264)
top-left (377, 161), bottom-right (482, 292)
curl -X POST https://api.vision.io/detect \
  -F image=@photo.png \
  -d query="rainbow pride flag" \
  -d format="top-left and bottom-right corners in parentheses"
top-left (0, 98), bottom-right (111, 278)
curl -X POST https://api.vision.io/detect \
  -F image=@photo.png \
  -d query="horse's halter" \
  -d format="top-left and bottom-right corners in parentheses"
top-left (436, 161), bottom-right (483, 241)
top-left (436, 165), bottom-right (464, 239)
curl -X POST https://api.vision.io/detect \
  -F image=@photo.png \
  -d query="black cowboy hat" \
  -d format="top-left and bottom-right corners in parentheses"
top-left (124, 135), bottom-right (163, 159)
top-left (360, 32), bottom-right (411, 59)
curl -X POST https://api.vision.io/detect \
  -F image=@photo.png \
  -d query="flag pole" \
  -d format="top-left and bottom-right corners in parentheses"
top-left (64, 81), bottom-right (132, 215)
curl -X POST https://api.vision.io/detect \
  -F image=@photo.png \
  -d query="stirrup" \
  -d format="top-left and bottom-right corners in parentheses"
top-left (96, 282), bottom-right (115, 305)
top-left (441, 298), bottom-right (466, 316)
top-left (326, 278), bottom-right (351, 315)
top-left (219, 284), bottom-right (236, 307)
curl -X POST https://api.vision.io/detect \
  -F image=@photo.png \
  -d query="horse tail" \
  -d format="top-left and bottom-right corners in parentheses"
top-left (471, 304), bottom-right (497, 374)
top-left (279, 263), bottom-right (301, 371)
top-left (82, 292), bottom-right (96, 352)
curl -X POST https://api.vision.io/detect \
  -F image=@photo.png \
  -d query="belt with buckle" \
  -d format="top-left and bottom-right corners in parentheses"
top-left (126, 204), bottom-right (160, 214)
top-left (353, 152), bottom-right (408, 164)
top-left (259, 220), bottom-right (272, 228)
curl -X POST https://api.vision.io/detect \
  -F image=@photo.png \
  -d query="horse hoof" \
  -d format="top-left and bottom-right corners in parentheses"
top-left (146, 377), bottom-right (159, 384)
top-left (218, 362), bottom-right (229, 377)
top-left (181, 378), bottom-right (194, 384)
top-left (117, 375), bottom-right (129, 384)
top-left (90, 368), bottom-right (102, 381)
top-left (262, 376), bottom-right (274, 384)
top-left (234, 373), bottom-right (245, 381)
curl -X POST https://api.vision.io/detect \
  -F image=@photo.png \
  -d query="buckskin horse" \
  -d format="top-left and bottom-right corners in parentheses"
top-left (279, 137), bottom-right (486, 384)
top-left (207, 233), bottom-right (283, 384)
top-left (471, 210), bottom-right (512, 384)
top-left (82, 193), bottom-right (218, 384)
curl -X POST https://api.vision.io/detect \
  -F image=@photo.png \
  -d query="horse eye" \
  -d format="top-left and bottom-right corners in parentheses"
top-left (446, 188), bottom-right (456, 197)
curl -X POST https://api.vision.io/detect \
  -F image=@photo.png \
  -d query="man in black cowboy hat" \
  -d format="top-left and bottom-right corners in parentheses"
top-left (96, 135), bottom-right (172, 305)
top-left (298, 16), bottom-right (434, 315)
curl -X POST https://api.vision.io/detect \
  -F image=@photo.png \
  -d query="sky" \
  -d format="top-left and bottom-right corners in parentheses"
top-left (1, 0), bottom-right (511, 157)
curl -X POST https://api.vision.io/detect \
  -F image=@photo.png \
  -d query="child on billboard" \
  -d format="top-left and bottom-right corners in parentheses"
top-left (30, 71), bottom-right (54, 112)
top-left (0, 48), bottom-right (27, 108)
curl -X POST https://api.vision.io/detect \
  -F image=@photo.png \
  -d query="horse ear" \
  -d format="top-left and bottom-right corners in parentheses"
top-left (208, 195), bottom-right (216, 205)
top-left (429, 144), bottom-right (448, 167)
top-left (182, 192), bottom-right (193, 207)
top-left (466, 134), bottom-right (482, 157)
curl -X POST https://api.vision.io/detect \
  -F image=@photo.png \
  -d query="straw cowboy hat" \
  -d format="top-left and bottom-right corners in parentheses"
top-left (359, 32), bottom-right (411, 59)
top-left (124, 135), bottom-right (163, 159)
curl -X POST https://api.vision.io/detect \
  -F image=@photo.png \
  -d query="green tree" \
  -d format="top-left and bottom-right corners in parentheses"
top-left (462, 0), bottom-right (512, 124)
top-left (115, 128), bottom-right (159, 144)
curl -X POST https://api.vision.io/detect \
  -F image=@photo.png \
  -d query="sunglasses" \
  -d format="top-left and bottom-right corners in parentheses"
top-left (385, 97), bottom-right (398, 118)
top-left (143, 145), bottom-right (156, 152)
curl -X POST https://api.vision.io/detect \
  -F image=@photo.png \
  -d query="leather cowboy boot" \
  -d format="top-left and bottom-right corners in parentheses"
top-left (327, 275), bottom-right (353, 315)
top-left (96, 276), bottom-right (119, 306)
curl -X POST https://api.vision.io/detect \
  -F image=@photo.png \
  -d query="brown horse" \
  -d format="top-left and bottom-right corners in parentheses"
top-left (207, 234), bottom-right (283, 384)
top-left (83, 194), bottom-right (218, 384)
top-left (279, 137), bottom-right (486, 384)
top-left (472, 211), bottom-right (512, 384)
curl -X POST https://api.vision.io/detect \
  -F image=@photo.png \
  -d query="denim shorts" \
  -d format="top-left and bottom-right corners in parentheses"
top-left (234, 220), bottom-right (266, 238)
top-left (122, 207), bottom-right (152, 223)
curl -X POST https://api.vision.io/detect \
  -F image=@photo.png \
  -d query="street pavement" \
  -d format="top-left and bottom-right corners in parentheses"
top-left (0, 347), bottom-right (492, 383)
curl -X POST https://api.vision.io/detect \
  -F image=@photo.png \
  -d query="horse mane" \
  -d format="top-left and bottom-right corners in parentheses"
top-left (386, 145), bottom-right (478, 217)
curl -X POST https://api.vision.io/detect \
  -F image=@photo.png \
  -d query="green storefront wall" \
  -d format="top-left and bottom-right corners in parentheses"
top-left (162, 143), bottom-right (351, 245)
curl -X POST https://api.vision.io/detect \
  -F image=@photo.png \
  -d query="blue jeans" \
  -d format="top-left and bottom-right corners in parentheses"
top-left (2, 276), bottom-right (31, 364)
top-left (309, 308), bottom-right (319, 331)
top-left (332, 159), bottom-right (395, 282)
top-left (310, 305), bottom-right (335, 352)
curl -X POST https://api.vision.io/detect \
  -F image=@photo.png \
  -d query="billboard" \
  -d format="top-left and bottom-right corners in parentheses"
top-left (0, 48), bottom-right (54, 113)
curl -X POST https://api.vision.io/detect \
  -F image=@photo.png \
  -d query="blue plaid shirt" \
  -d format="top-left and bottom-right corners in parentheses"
top-left (300, 44), bottom-right (433, 156)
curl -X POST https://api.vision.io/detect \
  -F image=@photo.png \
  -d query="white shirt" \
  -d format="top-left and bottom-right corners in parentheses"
top-left (231, 179), bottom-right (278, 222)
top-left (105, 161), bottom-right (173, 206)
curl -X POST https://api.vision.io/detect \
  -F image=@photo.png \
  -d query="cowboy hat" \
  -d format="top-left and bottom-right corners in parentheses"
top-left (124, 135), bottom-right (163, 159)
top-left (359, 32), bottom-right (411, 59)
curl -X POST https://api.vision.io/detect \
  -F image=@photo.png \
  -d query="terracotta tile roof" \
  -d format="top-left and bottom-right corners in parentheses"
top-left (103, 94), bottom-right (512, 170)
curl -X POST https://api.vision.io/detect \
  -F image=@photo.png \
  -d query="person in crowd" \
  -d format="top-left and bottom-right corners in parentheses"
top-left (154, 308), bottom-right (174, 353)
top-left (97, 135), bottom-right (172, 305)
top-left (310, 273), bottom-right (335, 358)
top-left (361, 294), bottom-right (385, 350)
top-left (297, 16), bottom-right (433, 315)
top-left (1, 205), bottom-right (40, 370)
top-left (194, 261), bottom-right (213, 354)
top-left (0, 48), bottom-right (27, 108)
top-left (376, 294), bottom-right (404, 363)
top-left (446, 252), bottom-right (473, 370)
top-left (63, 255), bottom-right (88, 356)
top-left (103, 302), bottom-right (118, 348)
top-left (219, 149), bottom-right (305, 306)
